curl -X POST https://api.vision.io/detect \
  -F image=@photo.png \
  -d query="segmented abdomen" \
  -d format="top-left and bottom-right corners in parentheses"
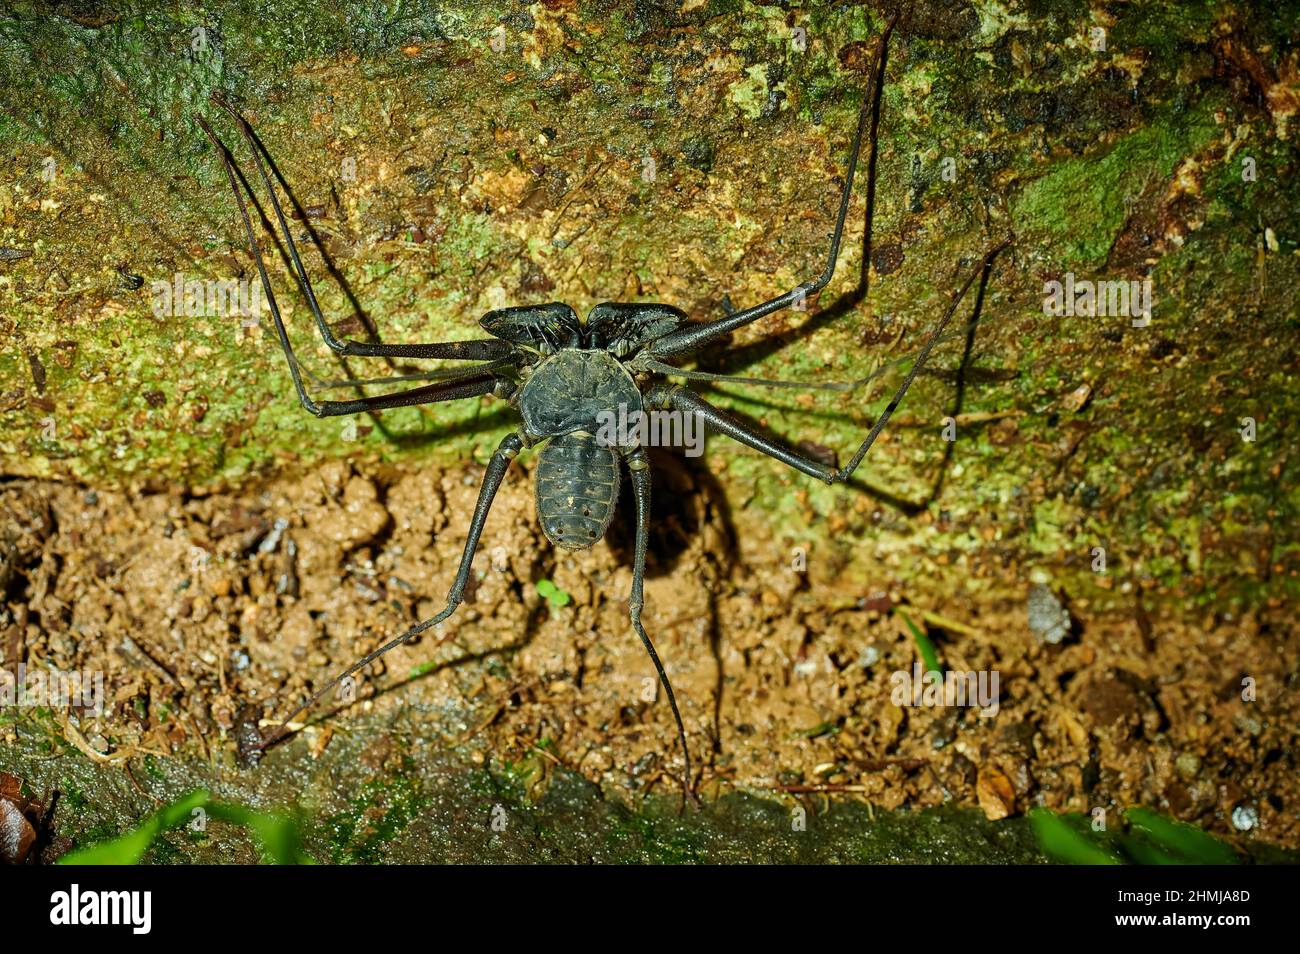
top-left (535, 431), bottom-right (620, 550)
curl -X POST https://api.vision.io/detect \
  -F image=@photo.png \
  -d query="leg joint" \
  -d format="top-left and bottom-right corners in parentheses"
top-left (645, 382), bottom-right (682, 410)
top-left (498, 432), bottom-right (526, 460)
top-left (622, 444), bottom-right (650, 470)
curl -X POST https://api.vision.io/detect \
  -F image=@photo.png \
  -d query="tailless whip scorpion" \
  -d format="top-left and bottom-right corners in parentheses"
top-left (197, 11), bottom-right (1012, 798)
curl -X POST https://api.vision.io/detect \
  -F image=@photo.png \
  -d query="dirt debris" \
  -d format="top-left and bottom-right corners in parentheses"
top-left (0, 457), bottom-right (1296, 850)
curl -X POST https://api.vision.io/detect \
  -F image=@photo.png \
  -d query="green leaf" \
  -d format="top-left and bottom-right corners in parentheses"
top-left (57, 790), bottom-right (211, 865)
top-left (1029, 808), bottom-right (1123, 865)
top-left (1120, 833), bottom-right (1187, 866)
top-left (535, 578), bottom-right (571, 609)
top-left (897, 609), bottom-right (942, 676)
top-left (1124, 807), bottom-right (1240, 865)
top-left (205, 803), bottom-right (313, 865)
top-left (57, 790), bottom-right (310, 865)
top-left (1029, 806), bottom-right (1240, 866)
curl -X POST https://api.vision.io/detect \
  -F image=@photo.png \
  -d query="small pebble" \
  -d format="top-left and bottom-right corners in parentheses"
top-left (1028, 583), bottom-right (1071, 644)
top-left (1231, 804), bottom-right (1259, 832)
top-left (1234, 714), bottom-right (1263, 737)
top-left (1175, 752), bottom-right (1201, 779)
top-left (258, 517), bottom-right (289, 554)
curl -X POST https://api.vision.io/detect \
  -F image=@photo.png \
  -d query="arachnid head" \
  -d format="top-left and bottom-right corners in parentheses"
top-left (480, 301), bottom-right (686, 357)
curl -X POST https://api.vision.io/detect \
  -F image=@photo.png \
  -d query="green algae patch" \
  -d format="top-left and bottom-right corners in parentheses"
top-left (1012, 102), bottom-right (1220, 269)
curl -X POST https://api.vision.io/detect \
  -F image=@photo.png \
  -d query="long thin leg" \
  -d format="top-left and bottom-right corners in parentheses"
top-left (305, 369), bottom-right (505, 418)
top-left (254, 432), bottom-right (525, 752)
top-left (647, 238), bottom-right (1011, 483)
top-left (199, 115), bottom-right (510, 417)
top-left (648, 12), bottom-right (898, 361)
top-left (309, 365), bottom-right (505, 390)
top-left (201, 100), bottom-right (511, 362)
top-left (623, 446), bottom-right (693, 803)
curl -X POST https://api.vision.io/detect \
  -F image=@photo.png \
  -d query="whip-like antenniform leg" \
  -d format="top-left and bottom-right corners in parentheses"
top-left (204, 95), bottom-right (512, 362)
top-left (198, 115), bottom-right (512, 416)
top-left (254, 432), bottom-right (524, 751)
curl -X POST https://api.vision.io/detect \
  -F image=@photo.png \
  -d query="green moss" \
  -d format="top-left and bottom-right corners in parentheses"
top-left (324, 753), bottom-right (429, 864)
top-left (1012, 101), bottom-right (1220, 268)
top-left (2, 0), bottom-right (1298, 617)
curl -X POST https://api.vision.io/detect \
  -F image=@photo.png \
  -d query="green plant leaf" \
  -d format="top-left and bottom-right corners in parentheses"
top-left (896, 609), bottom-right (942, 675)
top-left (57, 790), bottom-right (309, 865)
top-left (535, 578), bottom-right (571, 609)
top-left (57, 790), bottom-right (211, 865)
top-left (1029, 808), bottom-right (1123, 865)
top-left (206, 803), bottom-right (313, 865)
top-left (1029, 806), bottom-right (1240, 866)
top-left (1124, 807), bottom-right (1240, 865)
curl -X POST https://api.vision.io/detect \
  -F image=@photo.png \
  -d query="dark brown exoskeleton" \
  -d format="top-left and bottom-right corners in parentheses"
top-left (197, 13), bottom-right (1011, 798)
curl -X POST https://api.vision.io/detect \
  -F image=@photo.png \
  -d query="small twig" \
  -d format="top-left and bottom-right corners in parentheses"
top-left (851, 756), bottom-right (928, 772)
top-left (952, 410), bottom-right (1021, 426)
top-left (917, 609), bottom-right (982, 639)
top-left (61, 716), bottom-right (134, 764)
top-left (454, 703), bottom-right (505, 745)
top-left (117, 635), bottom-right (180, 685)
top-left (257, 717), bottom-right (305, 733)
top-left (3, 604), bottom-right (29, 670)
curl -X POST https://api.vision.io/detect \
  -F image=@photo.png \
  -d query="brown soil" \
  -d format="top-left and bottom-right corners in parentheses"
top-left (1, 453), bottom-right (1296, 849)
